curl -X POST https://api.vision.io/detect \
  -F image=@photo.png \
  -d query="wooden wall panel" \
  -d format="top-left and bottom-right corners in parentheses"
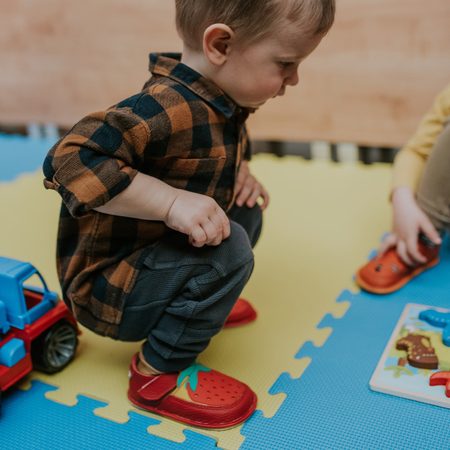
top-left (1, 0), bottom-right (449, 146)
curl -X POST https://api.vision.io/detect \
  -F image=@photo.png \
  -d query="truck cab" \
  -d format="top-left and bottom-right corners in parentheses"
top-left (0, 257), bottom-right (79, 404)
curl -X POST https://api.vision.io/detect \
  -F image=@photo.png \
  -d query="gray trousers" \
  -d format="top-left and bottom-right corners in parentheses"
top-left (118, 204), bottom-right (262, 372)
top-left (417, 120), bottom-right (450, 231)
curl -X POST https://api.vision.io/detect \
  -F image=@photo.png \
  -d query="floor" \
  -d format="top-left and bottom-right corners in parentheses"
top-left (0, 134), bottom-right (448, 449)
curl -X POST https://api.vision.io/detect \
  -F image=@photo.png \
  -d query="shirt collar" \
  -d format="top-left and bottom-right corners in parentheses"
top-left (148, 52), bottom-right (248, 120)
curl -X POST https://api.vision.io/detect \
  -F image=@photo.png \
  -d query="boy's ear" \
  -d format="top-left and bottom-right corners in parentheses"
top-left (203, 24), bottom-right (235, 66)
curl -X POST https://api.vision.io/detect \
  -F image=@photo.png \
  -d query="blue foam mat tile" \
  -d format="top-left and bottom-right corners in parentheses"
top-left (0, 380), bottom-right (217, 449)
top-left (240, 237), bottom-right (450, 450)
top-left (0, 134), bottom-right (56, 182)
top-left (336, 289), bottom-right (354, 303)
top-left (268, 372), bottom-right (296, 397)
top-left (295, 341), bottom-right (320, 360)
top-left (316, 312), bottom-right (339, 330)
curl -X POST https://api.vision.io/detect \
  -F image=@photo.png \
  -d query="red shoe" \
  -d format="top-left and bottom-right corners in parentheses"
top-left (128, 354), bottom-right (257, 429)
top-left (356, 239), bottom-right (440, 294)
top-left (224, 298), bottom-right (257, 328)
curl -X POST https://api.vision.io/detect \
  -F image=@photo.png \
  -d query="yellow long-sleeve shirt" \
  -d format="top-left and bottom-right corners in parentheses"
top-left (392, 83), bottom-right (450, 192)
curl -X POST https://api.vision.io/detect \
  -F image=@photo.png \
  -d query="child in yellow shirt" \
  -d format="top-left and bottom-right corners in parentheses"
top-left (357, 83), bottom-right (450, 293)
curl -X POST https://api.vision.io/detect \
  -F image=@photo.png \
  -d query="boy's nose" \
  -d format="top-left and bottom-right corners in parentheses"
top-left (285, 70), bottom-right (299, 87)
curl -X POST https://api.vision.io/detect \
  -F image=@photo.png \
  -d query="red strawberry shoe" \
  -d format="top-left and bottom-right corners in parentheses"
top-left (356, 237), bottom-right (440, 294)
top-left (224, 298), bottom-right (257, 328)
top-left (128, 354), bottom-right (257, 429)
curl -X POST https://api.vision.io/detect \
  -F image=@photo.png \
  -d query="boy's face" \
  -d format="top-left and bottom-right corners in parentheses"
top-left (217, 23), bottom-right (323, 109)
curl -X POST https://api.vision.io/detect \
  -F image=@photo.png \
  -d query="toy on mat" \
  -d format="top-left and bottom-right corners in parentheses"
top-left (395, 334), bottom-right (438, 369)
top-left (370, 303), bottom-right (450, 409)
top-left (0, 256), bottom-right (79, 410)
top-left (419, 309), bottom-right (450, 347)
top-left (429, 371), bottom-right (450, 398)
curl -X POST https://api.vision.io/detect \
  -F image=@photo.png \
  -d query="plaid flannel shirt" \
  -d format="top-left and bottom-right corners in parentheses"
top-left (43, 53), bottom-right (252, 338)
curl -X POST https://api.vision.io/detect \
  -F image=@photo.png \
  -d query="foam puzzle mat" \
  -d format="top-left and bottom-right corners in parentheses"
top-left (241, 238), bottom-right (450, 449)
top-left (1, 134), bottom-right (449, 449)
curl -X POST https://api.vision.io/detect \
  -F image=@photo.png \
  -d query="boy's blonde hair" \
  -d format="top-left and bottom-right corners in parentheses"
top-left (175, 0), bottom-right (335, 50)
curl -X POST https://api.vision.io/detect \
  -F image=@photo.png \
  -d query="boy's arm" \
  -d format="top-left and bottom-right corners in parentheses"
top-left (93, 171), bottom-right (177, 221)
top-left (94, 172), bottom-right (230, 248)
top-left (43, 108), bottom-right (229, 247)
top-left (43, 109), bottom-right (146, 217)
top-left (234, 124), bottom-right (269, 209)
top-left (234, 161), bottom-right (269, 210)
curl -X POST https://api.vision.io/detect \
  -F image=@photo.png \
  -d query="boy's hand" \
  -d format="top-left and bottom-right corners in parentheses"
top-left (379, 187), bottom-right (441, 265)
top-left (165, 190), bottom-right (230, 247)
top-left (234, 161), bottom-right (270, 210)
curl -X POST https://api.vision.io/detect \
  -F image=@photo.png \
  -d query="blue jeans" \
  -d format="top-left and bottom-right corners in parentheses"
top-left (117, 204), bottom-right (262, 372)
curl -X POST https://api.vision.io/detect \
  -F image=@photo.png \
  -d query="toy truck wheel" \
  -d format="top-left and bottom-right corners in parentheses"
top-left (32, 321), bottom-right (78, 374)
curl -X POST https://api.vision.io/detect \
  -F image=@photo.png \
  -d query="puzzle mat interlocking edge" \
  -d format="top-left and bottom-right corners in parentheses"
top-left (3, 135), bottom-right (448, 449)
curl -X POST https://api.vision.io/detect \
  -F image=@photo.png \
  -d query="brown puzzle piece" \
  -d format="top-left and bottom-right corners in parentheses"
top-left (396, 334), bottom-right (439, 369)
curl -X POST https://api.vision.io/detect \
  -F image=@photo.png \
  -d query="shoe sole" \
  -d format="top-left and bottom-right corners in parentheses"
top-left (355, 257), bottom-right (439, 294)
top-left (128, 391), bottom-right (257, 430)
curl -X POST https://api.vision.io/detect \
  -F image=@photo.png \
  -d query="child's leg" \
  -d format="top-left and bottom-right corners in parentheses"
top-left (416, 121), bottom-right (450, 231)
top-left (227, 204), bottom-right (263, 248)
top-left (222, 205), bottom-right (262, 328)
top-left (118, 221), bottom-right (254, 373)
top-left (121, 205), bottom-right (261, 427)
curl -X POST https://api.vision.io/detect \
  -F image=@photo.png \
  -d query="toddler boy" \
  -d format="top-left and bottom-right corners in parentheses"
top-left (43, 0), bottom-right (334, 428)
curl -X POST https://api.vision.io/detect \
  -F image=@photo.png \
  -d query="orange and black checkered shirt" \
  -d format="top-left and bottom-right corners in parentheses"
top-left (43, 53), bottom-right (252, 338)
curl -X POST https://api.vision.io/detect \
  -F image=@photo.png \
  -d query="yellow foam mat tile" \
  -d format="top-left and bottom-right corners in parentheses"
top-left (3, 155), bottom-right (391, 449)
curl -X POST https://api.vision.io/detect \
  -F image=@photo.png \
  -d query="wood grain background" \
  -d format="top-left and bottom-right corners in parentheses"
top-left (1, 0), bottom-right (449, 146)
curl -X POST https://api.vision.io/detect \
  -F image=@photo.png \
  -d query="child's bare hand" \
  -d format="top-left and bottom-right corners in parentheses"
top-left (234, 161), bottom-right (270, 210)
top-left (165, 189), bottom-right (230, 247)
top-left (382, 187), bottom-right (441, 265)
top-left (378, 233), bottom-right (398, 256)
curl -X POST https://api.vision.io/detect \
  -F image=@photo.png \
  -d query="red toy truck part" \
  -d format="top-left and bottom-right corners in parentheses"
top-left (0, 256), bottom-right (79, 401)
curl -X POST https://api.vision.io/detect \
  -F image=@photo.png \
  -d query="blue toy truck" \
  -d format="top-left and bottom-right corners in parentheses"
top-left (0, 256), bottom-right (79, 407)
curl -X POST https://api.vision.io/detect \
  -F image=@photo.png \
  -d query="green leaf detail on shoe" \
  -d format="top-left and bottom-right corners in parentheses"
top-left (176, 363), bottom-right (212, 392)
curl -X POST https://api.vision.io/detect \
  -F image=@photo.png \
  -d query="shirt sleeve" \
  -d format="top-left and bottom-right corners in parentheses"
top-left (242, 125), bottom-right (252, 161)
top-left (392, 84), bottom-right (450, 193)
top-left (43, 108), bottom-right (149, 217)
